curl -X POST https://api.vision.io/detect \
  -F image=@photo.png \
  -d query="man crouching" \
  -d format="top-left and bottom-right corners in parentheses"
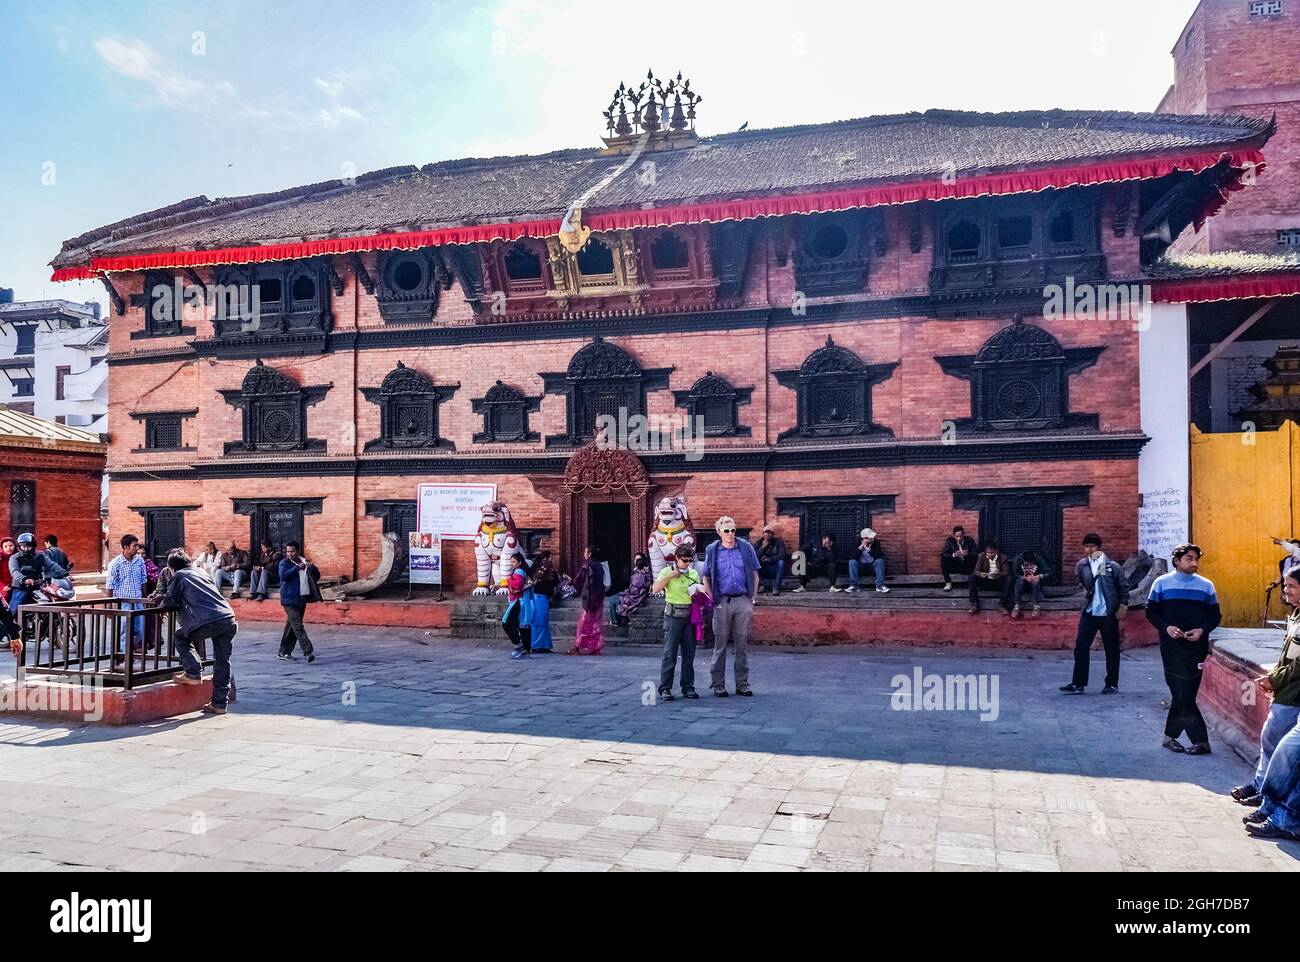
top-left (161, 549), bottom-right (238, 716)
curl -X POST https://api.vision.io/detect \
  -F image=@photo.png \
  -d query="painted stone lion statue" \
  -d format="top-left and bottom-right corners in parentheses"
top-left (647, 494), bottom-right (696, 581)
top-left (474, 500), bottom-right (522, 596)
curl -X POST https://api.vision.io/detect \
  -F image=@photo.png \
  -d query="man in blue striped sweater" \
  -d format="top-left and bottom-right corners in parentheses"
top-left (1146, 543), bottom-right (1222, 755)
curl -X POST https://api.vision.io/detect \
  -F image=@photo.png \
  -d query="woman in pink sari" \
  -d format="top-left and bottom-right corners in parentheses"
top-left (568, 546), bottom-right (606, 655)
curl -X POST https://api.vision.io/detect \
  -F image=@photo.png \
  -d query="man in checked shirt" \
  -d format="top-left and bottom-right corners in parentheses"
top-left (105, 534), bottom-right (148, 657)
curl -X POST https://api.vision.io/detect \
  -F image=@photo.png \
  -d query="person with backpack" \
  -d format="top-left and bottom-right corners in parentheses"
top-left (277, 541), bottom-right (319, 663)
top-left (1060, 533), bottom-right (1128, 695)
top-left (502, 556), bottom-right (535, 660)
top-left (160, 549), bottom-right (238, 716)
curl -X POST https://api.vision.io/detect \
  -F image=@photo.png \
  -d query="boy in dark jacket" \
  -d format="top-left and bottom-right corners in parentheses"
top-left (968, 543), bottom-right (1011, 614)
top-left (941, 526), bottom-right (978, 591)
top-left (796, 534), bottom-right (839, 592)
top-left (1008, 549), bottom-right (1052, 618)
top-left (162, 549), bottom-right (238, 716)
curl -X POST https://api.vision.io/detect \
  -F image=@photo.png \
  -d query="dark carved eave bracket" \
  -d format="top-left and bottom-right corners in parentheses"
top-left (99, 272), bottom-right (125, 316)
top-left (349, 254), bottom-right (374, 294)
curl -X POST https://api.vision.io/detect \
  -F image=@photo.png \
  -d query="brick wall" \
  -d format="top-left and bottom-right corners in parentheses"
top-left (0, 455), bottom-right (104, 573)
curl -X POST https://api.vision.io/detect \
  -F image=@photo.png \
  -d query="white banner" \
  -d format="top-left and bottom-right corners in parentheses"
top-left (408, 532), bottom-right (442, 585)
top-left (416, 483), bottom-right (496, 540)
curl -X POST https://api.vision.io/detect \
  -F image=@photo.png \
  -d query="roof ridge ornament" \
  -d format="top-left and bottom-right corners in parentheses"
top-left (601, 70), bottom-right (701, 155)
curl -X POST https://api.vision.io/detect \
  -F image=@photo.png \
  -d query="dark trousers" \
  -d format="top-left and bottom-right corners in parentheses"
top-left (800, 560), bottom-right (836, 588)
top-left (1161, 641), bottom-right (1209, 744)
top-left (941, 554), bottom-right (976, 584)
top-left (279, 604), bottom-right (314, 657)
top-left (659, 615), bottom-right (696, 693)
top-left (1009, 577), bottom-right (1046, 606)
top-left (503, 601), bottom-right (532, 652)
top-left (1072, 612), bottom-right (1120, 688)
top-left (178, 616), bottom-right (237, 708)
top-left (968, 575), bottom-right (1010, 610)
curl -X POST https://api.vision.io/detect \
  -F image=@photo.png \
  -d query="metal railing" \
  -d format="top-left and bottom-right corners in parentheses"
top-left (18, 597), bottom-right (211, 690)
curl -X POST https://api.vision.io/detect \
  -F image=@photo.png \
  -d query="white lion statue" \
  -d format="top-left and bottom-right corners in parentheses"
top-left (473, 500), bottom-right (522, 596)
top-left (647, 494), bottom-right (696, 582)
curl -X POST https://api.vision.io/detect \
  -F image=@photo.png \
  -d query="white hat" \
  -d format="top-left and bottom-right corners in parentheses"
top-left (861, 528), bottom-right (877, 540)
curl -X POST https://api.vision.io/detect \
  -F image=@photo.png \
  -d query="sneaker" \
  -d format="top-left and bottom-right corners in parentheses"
top-left (1245, 820), bottom-right (1300, 841)
top-left (829, 585), bottom-right (843, 593)
top-left (173, 673), bottom-right (203, 686)
top-left (306, 654), bottom-right (316, 664)
top-left (658, 689), bottom-right (674, 702)
top-left (1011, 605), bottom-right (1021, 619)
top-left (200, 703), bottom-right (227, 716)
top-left (683, 689), bottom-right (699, 700)
top-left (943, 583), bottom-right (953, 592)
top-left (1243, 809), bottom-right (1269, 825)
top-left (968, 606), bottom-right (980, 614)
top-left (1162, 736), bottom-right (1186, 753)
top-left (1186, 742), bottom-right (1212, 756)
top-left (735, 687), bottom-right (753, 697)
top-left (277, 652), bottom-right (296, 662)
top-left (1101, 685), bottom-right (1119, 695)
top-left (712, 685), bottom-right (728, 698)
top-left (510, 650), bottom-right (529, 660)
top-left (792, 585), bottom-right (806, 593)
top-left (875, 585), bottom-right (890, 593)
top-left (1031, 605), bottom-right (1041, 617)
top-left (1059, 683), bottom-right (1086, 694)
top-left (844, 585), bottom-right (858, 593)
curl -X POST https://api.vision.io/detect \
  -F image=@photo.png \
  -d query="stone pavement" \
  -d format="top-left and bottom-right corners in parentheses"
top-left (0, 626), bottom-right (1297, 872)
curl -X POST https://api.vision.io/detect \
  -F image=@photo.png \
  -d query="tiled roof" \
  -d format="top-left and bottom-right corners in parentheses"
top-left (0, 407), bottom-right (105, 452)
top-left (52, 108), bottom-right (1272, 269)
top-left (1148, 250), bottom-right (1300, 279)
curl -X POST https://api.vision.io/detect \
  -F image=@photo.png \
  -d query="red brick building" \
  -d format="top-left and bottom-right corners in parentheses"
top-left (0, 408), bottom-right (105, 570)
top-left (49, 82), bottom-right (1272, 593)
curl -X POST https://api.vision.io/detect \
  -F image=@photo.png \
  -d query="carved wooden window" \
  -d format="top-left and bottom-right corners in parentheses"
top-left (375, 250), bottom-right (442, 324)
top-left (772, 337), bottom-right (897, 442)
top-left (793, 211), bottom-right (871, 296)
top-left (133, 272), bottom-right (188, 338)
top-left (935, 318), bottom-right (1104, 433)
top-left (673, 373), bottom-right (753, 437)
top-left (932, 192), bottom-right (1103, 299)
top-left (147, 415), bottom-right (181, 449)
top-left (9, 481), bottom-right (35, 539)
top-left (361, 361), bottom-right (458, 450)
top-left (213, 261), bottom-right (332, 337)
top-left (777, 495), bottom-right (896, 564)
top-left (540, 337), bottom-right (671, 448)
top-left (576, 237), bottom-right (617, 285)
top-left (134, 507), bottom-right (193, 566)
top-left (473, 380), bottom-right (541, 443)
top-left (503, 243), bottom-right (546, 295)
top-left (953, 486), bottom-right (1090, 586)
top-left (234, 498), bottom-right (322, 555)
top-left (218, 359), bottom-right (330, 454)
top-left (649, 231), bottom-right (692, 281)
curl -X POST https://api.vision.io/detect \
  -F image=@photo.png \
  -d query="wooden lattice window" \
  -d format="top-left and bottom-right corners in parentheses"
top-left (10, 481), bottom-right (35, 538)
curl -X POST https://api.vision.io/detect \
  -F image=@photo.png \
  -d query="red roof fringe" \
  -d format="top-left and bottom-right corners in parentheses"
top-left (1152, 272), bottom-right (1300, 304)
top-left (51, 148), bottom-right (1265, 282)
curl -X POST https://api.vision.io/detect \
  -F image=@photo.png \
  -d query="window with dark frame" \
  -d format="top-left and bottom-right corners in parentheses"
top-left (10, 481), bottom-right (35, 539)
top-left (13, 377), bottom-right (34, 397)
top-left (56, 365), bottom-right (71, 401)
top-left (576, 238), bottom-right (615, 276)
top-left (14, 325), bottom-right (35, 355)
top-left (146, 414), bottom-right (184, 450)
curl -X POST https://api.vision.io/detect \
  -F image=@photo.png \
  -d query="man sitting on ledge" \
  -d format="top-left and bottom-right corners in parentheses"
top-left (941, 525), bottom-right (977, 592)
top-left (846, 528), bottom-right (890, 594)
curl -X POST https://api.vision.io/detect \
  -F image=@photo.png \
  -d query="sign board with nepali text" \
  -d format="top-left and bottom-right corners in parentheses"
top-left (408, 532), bottom-right (442, 586)
top-left (416, 483), bottom-right (497, 541)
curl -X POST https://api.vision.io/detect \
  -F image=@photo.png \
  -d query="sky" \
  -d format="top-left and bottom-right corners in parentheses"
top-left (0, 0), bottom-right (1203, 309)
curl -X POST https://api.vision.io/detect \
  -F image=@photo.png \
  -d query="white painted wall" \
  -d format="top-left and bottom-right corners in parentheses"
top-left (0, 300), bottom-right (106, 431)
top-left (1138, 301), bottom-right (1191, 563)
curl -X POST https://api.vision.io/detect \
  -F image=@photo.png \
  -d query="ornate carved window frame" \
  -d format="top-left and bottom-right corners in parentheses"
top-left (129, 408), bottom-right (198, 452)
top-left (360, 361), bottom-right (458, 450)
top-left (935, 317), bottom-right (1104, 433)
top-left (952, 485), bottom-right (1091, 586)
top-left (471, 380), bottom-right (542, 443)
top-left (218, 359), bottom-right (331, 455)
top-left (672, 372), bottom-right (753, 437)
top-left (375, 249), bottom-right (445, 325)
top-left (130, 272), bottom-right (196, 339)
top-left (772, 336), bottom-right (897, 442)
top-left (792, 211), bottom-right (872, 297)
top-left (540, 337), bottom-right (671, 448)
top-left (212, 260), bottom-right (333, 339)
top-left (776, 494), bottom-right (897, 564)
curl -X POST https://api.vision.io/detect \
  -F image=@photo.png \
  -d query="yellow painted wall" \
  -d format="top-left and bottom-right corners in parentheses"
top-left (1191, 421), bottom-right (1299, 627)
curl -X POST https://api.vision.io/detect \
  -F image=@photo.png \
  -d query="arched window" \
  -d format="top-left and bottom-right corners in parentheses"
top-left (947, 220), bottom-right (982, 262)
top-left (576, 237), bottom-right (615, 276)
top-left (504, 244), bottom-right (543, 281)
top-left (651, 232), bottom-right (690, 271)
top-left (291, 274), bottom-right (317, 302)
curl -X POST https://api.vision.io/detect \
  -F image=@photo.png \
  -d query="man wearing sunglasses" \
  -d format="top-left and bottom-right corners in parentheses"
top-left (703, 516), bottom-right (761, 697)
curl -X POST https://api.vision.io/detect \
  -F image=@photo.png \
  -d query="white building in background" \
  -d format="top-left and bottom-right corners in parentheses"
top-left (0, 294), bottom-right (108, 434)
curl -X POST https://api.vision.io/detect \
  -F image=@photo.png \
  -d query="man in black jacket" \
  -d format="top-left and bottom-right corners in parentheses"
top-left (1061, 533), bottom-right (1127, 695)
top-left (940, 526), bottom-right (978, 592)
top-left (795, 534), bottom-right (839, 592)
top-left (753, 525), bottom-right (787, 596)
top-left (8, 533), bottom-right (55, 615)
